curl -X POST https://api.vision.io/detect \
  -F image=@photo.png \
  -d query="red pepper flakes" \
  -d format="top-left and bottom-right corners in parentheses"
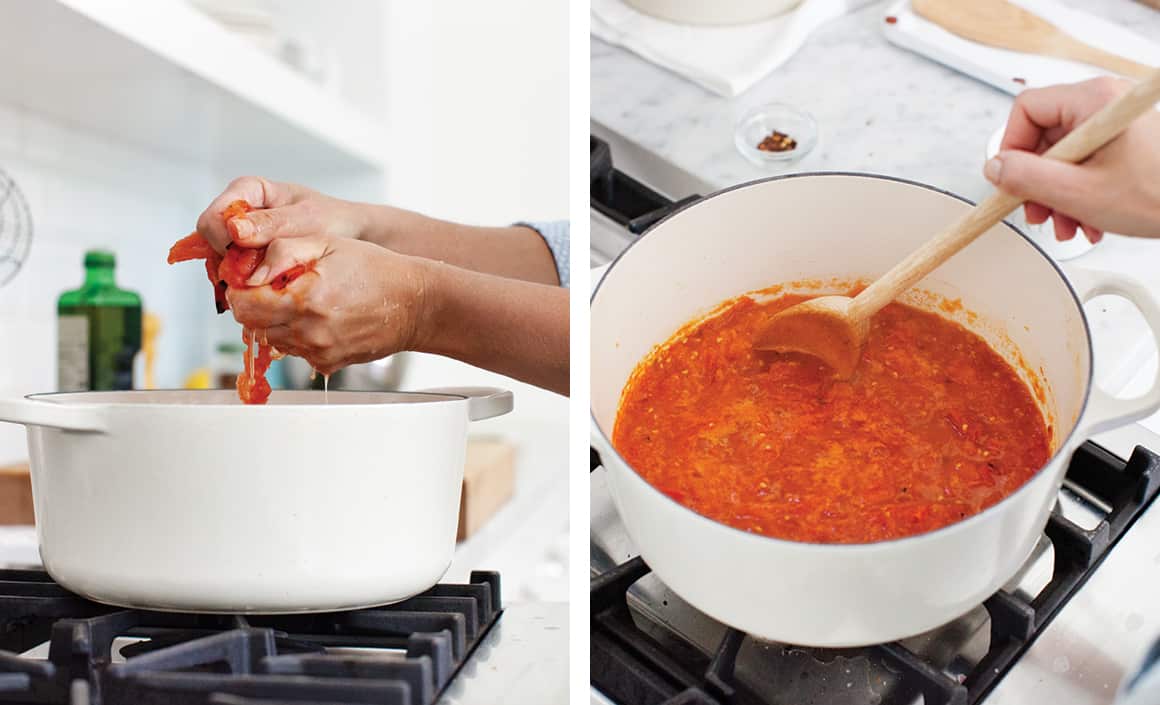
top-left (885, 15), bottom-right (898, 24)
top-left (1012, 77), bottom-right (1027, 85)
top-left (756, 130), bottom-right (797, 153)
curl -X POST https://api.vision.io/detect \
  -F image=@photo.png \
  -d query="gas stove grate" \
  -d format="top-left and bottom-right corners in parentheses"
top-left (0, 570), bottom-right (501, 705)
top-left (591, 442), bottom-right (1160, 705)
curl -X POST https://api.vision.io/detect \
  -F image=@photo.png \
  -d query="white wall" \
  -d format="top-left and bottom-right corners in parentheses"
top-left (380, 1), bottom-right (569, 221)
top-left (377, 0), bottom-right (570, 600)
top-left (0, 102), bottom-right (218, 464)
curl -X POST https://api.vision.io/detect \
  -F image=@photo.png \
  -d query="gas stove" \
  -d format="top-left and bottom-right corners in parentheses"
top-left (591, 427), bottom-right (1160, 705)
top-left (0, 569), bottom-right (565, 704)
top-left (589, 129), bottom-right (1160, 705)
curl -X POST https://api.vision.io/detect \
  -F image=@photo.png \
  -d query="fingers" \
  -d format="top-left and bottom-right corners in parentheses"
top-left (246, 236), bottom-right (330, 287)
top-left (983, 149), bottom-right (1105, 222)
top-left (264, 321), bottom-right (344, 374)
top-left (229, 201), bottom-right (327, 248)
top-left (263, 325), bottom-right (297, 355)
top-left (1000, 77), bottom-right (1130, 153)
top-left (1081, 224), bottom-right (1104, 244)
top-left (1025, 202), bottom-right (1051, 225)
top-left (195, 177), bottom-right (307, 252)
top-left (1053, 213), bottom-right (1079, 241)
top-left (1020, 204), bottom-right (1102, 245)
top-left (227, 287), bottom-right (297, 329)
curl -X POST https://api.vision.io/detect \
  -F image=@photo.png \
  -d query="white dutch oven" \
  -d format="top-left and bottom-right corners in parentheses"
top-left (591, 173), bottom-right (1160, 647)
top-left (0, 386), bottom-right (512, 613)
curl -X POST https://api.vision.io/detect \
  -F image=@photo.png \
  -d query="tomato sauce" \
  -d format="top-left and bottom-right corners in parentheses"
top-left (613, 293), bottom-right (1051, 544)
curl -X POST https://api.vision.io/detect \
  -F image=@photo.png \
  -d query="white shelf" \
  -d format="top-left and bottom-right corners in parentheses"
top-left (0, 0), bottom-right (386, 176)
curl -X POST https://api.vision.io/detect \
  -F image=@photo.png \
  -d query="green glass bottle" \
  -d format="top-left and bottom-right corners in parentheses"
top-left (57, 251), bottom-right (143, 391)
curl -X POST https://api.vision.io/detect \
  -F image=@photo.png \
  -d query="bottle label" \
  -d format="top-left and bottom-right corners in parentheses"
top-left (58, 315), bottom-right (89, 391)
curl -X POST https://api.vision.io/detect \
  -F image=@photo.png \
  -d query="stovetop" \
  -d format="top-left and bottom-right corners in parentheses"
top-left (590, 422), bottom-right (1160, 705)
top-left (0, 569), bottom-right (567, 705)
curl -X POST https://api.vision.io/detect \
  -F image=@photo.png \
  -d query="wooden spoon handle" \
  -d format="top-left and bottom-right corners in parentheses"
top-left (851, 66), bottom-right (1160, 320)
top-left (1058, 42), bottom-right (1154, 80)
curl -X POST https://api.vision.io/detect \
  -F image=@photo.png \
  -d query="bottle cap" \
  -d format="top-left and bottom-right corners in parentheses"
top-left (84, 250), bottom-right (115, 268)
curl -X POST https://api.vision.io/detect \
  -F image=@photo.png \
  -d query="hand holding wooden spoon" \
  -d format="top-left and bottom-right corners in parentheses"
top-left (753, 67), bottom-right (1160, 379)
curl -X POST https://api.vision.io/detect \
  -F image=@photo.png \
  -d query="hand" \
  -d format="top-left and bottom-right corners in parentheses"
top-left (984, 77), bottom-right (1160, 242)
top-left (196, 177), bottom-right (369, 253)
top-left (227, 236), bottom-right (431, 375)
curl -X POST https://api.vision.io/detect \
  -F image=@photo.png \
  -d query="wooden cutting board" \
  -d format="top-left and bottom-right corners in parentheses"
top-left (0, 464), bottom-right (34, 525)
top-left (457, 438), bottom-right (516, 541)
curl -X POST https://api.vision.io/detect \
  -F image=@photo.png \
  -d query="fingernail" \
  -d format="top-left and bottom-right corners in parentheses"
top-left (983, 157), bottom-right (1002, 184)
top-left (231, 218), bottom-right (255, 241)
top-left (247, 265), bottom-right (270, 287)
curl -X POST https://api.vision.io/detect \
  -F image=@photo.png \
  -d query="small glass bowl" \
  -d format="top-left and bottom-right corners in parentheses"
top-left (733, 103), bottom-right (818, 168)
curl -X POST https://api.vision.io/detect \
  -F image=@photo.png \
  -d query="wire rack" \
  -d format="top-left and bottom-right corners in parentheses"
top-left (0, 168), bottom-right (32, 287)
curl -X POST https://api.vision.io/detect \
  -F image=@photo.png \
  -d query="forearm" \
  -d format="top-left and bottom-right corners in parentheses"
top-left (357, 203), bottom-right (560, 285)
top-left (416, 260), bottom-right (569, 396)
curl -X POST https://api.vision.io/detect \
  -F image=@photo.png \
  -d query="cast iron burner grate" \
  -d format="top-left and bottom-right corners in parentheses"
top-left (0, 569), bottom-right (501, 705)
top-left (591, 442), bottom-right (1160, 705)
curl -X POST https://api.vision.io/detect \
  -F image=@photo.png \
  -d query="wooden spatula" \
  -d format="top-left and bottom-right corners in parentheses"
top-left (753, 66), bottom-right (1160, 379)
top-left (912, 0), bottom-right (1154, 79)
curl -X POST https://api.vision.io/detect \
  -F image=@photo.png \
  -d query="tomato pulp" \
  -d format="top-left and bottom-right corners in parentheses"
top-left (612, 293), bottom-right (1051, 544)
top-left (167, 200), bottom-right (313, 404)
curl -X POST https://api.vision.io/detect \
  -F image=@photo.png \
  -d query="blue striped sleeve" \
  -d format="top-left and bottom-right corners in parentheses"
top-left (516, 220), bottom-right (569, 289)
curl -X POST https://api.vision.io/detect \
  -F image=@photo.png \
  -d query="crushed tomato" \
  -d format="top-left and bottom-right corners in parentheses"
top-left (612, 293), bottom-right (1051, 544)
top-left (167, 200), bottom-right (314, 405)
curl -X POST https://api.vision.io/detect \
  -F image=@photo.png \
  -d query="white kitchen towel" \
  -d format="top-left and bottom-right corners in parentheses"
top-left (883, 0), bottom-right (1160, 94)
top-left (591, 0), bottom-right (875, 97)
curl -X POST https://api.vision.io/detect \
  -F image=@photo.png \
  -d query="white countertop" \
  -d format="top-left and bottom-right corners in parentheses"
top-left (592, 0), bottom-right (1160, 198)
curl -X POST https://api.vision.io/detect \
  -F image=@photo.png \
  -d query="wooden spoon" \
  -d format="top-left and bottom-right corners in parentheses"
top-left (912, 0), bottom-right (1154, 80)
top-left (753, 66), bottom-right (1160, 379)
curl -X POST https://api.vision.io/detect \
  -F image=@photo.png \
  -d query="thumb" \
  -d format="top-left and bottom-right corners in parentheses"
top-left (983, 150), bottom-right (1101, 219)
top-left (228, 203), bottom-right (321, 247)
top-left (247, 236), bottom-right (329, 287)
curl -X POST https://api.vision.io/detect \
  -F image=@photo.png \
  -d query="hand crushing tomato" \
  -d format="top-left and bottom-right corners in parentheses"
top-left (167, 200), bottom-right (316, 404)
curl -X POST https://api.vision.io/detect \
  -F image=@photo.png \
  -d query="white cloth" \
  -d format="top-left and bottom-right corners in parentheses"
top-left (591, 0), bottom-right (874, 97)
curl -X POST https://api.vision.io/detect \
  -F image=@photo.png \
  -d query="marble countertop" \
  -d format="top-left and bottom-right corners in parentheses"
top-left (591, 0), bottom-right (1160, 200)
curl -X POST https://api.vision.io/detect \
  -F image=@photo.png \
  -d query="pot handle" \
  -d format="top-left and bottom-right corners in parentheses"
top-left (417, 386), bottom-right (513, 422)
top-left (0, 398), bottom-right (107, 433)
top-left (1067, 267), bottom-right (1160, 436)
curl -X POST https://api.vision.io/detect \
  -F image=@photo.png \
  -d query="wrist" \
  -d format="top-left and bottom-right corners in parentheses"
top-left (346, 201), bottom-right (384, 243)
top-left (408, 257), bottom-right (451, 356)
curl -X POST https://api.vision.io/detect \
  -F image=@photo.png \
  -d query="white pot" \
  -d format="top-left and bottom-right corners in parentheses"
top-left (623, 0), bottom-right (803, 26)
top-left (0, 387), bottom-right (512, 613)
top-left (591, 173), bottom-right (1160, 647)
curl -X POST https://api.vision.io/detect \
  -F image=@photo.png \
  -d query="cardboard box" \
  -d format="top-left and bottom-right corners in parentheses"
top-left (457, 439), bottom-right (516, 541)
top-left (0, 465), bottom-right (34, 525)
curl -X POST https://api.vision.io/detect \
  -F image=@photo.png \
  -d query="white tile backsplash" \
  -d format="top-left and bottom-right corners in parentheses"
top-left (0, 102), bottom-right (220, 464)
top-left (0, 103), bottom-right (21, 156)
